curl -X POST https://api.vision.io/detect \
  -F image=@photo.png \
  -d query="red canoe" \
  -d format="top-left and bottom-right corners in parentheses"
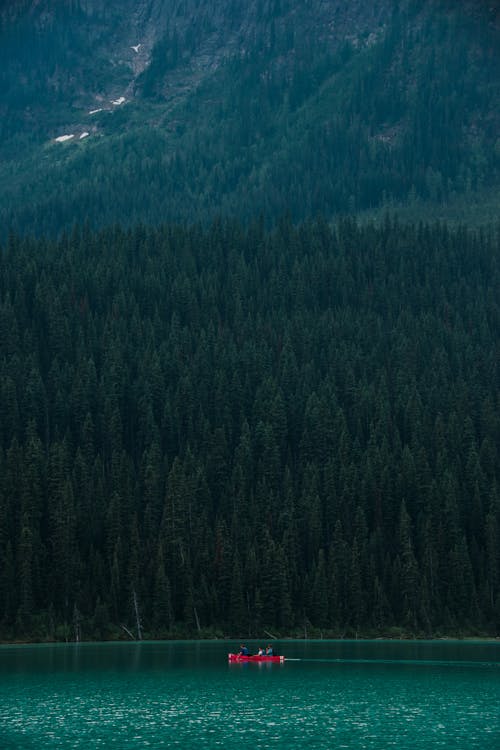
top-left (228, 653), bottom-right (285, 663)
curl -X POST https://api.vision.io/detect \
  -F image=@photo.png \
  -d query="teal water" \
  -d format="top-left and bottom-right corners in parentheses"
top-left (0, 640), bottom-right (498, 749)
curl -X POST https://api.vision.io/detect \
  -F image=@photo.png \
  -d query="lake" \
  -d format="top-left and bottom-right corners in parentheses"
top-left (0, 640), bottom-right (498, 749)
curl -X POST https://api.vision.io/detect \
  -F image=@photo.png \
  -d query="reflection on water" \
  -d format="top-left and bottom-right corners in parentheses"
top-left (0, 640), bottom-right (498, 749)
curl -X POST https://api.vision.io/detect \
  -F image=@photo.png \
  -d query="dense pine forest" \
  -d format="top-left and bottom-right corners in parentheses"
top-left (0, 218), bottom-right (498, 641)
top-left (0, 0), bottom-right (499, 646)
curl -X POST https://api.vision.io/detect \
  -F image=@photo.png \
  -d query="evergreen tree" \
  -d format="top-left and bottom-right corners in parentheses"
top-left (0, 218), bottom-right (497, 639)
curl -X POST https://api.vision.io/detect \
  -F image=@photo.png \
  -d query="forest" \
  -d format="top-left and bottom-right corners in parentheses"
top-left (0, 217), bottom-right (498, 641)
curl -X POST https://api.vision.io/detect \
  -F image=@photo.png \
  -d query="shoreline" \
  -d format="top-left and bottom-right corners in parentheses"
top-left (2, 634), bottom-right (499, 646)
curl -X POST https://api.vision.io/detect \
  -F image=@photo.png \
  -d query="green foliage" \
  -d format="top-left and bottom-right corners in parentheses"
top-left (0, 216), bottom-right (498, 639)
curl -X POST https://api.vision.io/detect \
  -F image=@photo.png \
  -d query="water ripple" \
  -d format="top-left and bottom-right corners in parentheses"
top-left (0, 642), bottom-right (498, 749)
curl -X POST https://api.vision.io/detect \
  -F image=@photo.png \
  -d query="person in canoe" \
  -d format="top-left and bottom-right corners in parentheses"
top-left (265, 644), bottom-right (274, 656)
top-left (257, 647), bottom-right (264, 656)
top-left (239, 644), bottom-right (249, 656)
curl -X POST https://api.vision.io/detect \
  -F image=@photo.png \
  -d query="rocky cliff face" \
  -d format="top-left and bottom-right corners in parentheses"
top-left (1, 0), bottom-right (395, 131)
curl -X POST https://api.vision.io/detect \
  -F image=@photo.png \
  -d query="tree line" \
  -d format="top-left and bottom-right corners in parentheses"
top-left (0, 216), bottom-right (498, 640)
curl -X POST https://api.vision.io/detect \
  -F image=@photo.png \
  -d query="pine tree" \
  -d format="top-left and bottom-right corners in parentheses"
top-left (312, 549), bottom-right (329, 629)
top-left (398, 500), bottom-right (420, 631)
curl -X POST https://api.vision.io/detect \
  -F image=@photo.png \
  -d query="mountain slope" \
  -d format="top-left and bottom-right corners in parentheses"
top-left (0, 1), bottom-right (499, 642)
top-left (0, 0), bottom-right (498, 235)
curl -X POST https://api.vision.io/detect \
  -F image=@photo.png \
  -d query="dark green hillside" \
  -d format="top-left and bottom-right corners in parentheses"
top-left (0, 0), bottom-right (498, 235)
top-left (0, 218), bottom-right (498, 640)
top-left (0, 1), bottom-right (499, 643)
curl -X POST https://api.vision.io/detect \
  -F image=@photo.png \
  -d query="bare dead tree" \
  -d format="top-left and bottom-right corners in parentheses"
top-left (133, 587), bottom-right (143, 641)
